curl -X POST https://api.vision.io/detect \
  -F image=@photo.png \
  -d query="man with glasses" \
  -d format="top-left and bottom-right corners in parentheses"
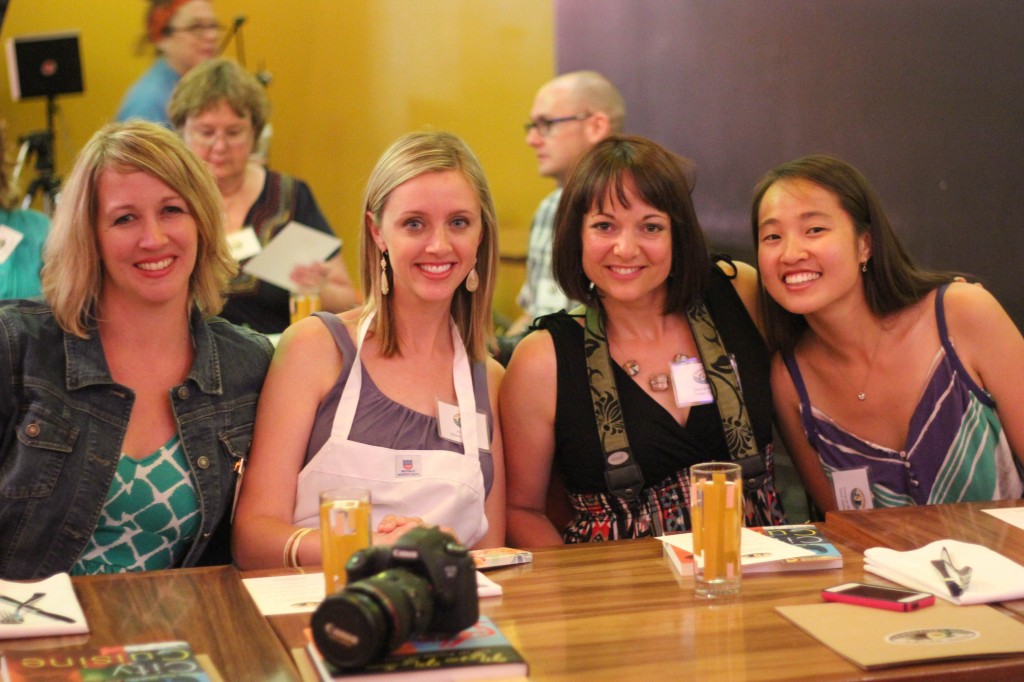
top-left (504, 71), bottom-right (625, 349)
top-left (116, 0), bottom-right (222, 126)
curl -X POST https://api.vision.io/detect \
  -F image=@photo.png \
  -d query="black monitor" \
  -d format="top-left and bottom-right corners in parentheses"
top-left (5, 30), bottom-right (84, 101)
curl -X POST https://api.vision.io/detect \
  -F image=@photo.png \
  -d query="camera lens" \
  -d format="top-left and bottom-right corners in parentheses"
top-left (312, 569), bottom-right (434, 670)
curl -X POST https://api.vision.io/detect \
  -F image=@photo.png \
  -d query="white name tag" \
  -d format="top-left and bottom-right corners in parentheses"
top-left (436, 400), bottom-right (491, 451)
top-left (670, 357), bottom-right (715, 408)
top-left (226, 226), bottom-right (262, 262)
top-left (0, 225), bottom-right (25, 265)
top-left (831, 467), bottom-right (874, 510)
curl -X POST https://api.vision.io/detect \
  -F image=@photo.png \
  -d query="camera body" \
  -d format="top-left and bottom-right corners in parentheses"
top-left (345, 525), bottom-right (478, 633)
top-left (312, 526), bottom-right (479, 670)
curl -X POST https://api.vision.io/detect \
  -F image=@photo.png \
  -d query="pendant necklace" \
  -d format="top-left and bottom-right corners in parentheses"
top-left (622, 354), bottom-right (688, 392)
top-left (856, 328), bottom-right (886, 401)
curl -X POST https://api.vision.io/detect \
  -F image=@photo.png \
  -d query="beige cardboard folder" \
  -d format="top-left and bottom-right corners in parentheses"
top-left (776, 601), bottom-right (1024, 670)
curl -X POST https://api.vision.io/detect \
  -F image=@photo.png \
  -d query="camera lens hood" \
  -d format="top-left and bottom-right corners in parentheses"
top-left (311, 589), bottom-right (390, 670)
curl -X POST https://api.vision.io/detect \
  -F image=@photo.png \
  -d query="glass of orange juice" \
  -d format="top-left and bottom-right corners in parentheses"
top-left (289, 291), bottom-right (323, 325)
top-left (319, 488), bottom-right (371, 596)
top-left (690, 462), bottom-right (742, 598)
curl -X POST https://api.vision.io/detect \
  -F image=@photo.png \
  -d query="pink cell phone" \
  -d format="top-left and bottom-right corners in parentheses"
top-left (821, 582), bottom-right (935, 612)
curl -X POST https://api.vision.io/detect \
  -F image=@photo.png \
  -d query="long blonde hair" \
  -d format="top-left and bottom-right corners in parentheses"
top-left (42, 121), bottom-right (234, 337)
top-left (359, 131), bottom-right (498, 360)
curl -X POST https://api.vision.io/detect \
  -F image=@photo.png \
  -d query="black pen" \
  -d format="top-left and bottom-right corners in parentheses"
top-left (0, 595), bottom-right (76, 624)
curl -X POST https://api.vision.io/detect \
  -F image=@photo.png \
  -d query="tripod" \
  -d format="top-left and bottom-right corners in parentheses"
top-left (13, 94), bottom-right (61, 215)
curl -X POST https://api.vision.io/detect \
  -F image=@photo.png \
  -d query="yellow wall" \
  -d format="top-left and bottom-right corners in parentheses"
top-left (0, 0), bottom-right (557, 320)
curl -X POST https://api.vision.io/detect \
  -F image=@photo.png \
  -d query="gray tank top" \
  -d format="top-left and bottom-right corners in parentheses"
top-left (303, 312), bottom-right (494, 495)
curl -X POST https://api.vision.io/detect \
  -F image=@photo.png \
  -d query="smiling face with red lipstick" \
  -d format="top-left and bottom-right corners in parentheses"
top-left (756, 177), bottom-right (871, 319)
top-left (96, 169), bottom-right (199, 311)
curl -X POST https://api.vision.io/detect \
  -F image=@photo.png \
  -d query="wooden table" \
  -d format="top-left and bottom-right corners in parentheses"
top-left (825, 499), bottom-right (1024, 559)
top-left (4, 501), bottom-right (1023, 681)
top-left (826, 498), bottom-right (1024, 618)
top-left (265, 531), bottom-right (1024, 681)
top-left (0, 565), bottom-right (298, 681)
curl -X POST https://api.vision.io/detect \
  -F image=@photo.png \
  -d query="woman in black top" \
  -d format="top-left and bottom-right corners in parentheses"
top-left (501, 135), bottom-right (786, 546)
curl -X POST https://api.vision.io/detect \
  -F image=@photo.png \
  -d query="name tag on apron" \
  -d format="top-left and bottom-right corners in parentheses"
top-left (436, 400), bottom-right (491, 451)
top-left (395, 454), bottom-right (422, 478)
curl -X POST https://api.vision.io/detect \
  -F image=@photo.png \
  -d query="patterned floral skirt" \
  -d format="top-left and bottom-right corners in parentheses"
top-left (561, 447), bottom-right (787, 543)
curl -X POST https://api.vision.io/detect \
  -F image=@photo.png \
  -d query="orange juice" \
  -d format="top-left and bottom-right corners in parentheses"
top-left (289, 292), bottom-right (322, 325)
top-left (320, 496), bottom-right (371, 595)
top-left (690, 463), bottom-right (742, 598)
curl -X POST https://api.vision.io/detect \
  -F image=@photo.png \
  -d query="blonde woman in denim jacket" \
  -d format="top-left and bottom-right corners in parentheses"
top-left (0, 122), bottom-right (272, 579)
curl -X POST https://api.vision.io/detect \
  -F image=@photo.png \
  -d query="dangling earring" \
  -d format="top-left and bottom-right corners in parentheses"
top-left (380, 252), bottom-right (390, 295)
top-left (860, 260), bottom-right (868, 273)
top-left (465, 266), bottom-right (479, 293)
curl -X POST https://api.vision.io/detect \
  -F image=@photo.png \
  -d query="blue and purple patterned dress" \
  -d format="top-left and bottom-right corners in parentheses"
top-left (784, 285), bottom-right (1023, 507)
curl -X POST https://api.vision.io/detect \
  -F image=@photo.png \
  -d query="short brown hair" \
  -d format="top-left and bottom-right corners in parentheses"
top-left (553, 134), bottom-right (709, 314)
top-left (41, 121), bottom-right (234, 337)
top-left (168, 57), bottom-right (269, 147)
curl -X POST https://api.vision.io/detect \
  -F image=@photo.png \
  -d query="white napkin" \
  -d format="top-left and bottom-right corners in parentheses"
top-left (864, 539), bottom-right (1024, 605)
top-left (475, 570), bottom-right (502, 598)
top-left (0, 573), bottom-right (89, 639)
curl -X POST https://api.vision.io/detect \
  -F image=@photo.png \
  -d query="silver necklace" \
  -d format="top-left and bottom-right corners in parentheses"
top-left (622, 354), bottom-right (688, 392)
top-left (856, 330), bottom-right (885, 401)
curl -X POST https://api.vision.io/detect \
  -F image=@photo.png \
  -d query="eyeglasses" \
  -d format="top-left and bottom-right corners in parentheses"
top-left (523, 113), bottom-right (592, 136)
top-left (185, 126), bottom-right (252, 149)
top-left (166, 22), bottom-right (225, 37)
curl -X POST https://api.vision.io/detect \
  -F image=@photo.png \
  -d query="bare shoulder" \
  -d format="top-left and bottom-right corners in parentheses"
top-left (941, 281), bottom-right (1009, 328)
top-left (505, 329), bottom-right (556, 380)
top-left (274, 314), bottom-right (342, 373)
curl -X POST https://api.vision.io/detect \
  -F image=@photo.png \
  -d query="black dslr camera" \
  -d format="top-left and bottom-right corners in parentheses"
top-left (311, 526), bottom-right (479, 670)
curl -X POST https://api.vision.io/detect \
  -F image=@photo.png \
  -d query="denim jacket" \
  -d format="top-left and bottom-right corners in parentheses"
top-left (0, 300), bottom-right (273, 579)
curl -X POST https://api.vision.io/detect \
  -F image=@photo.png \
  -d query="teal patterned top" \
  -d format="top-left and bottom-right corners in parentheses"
top-left (72, 435), bottom-right (200, 574)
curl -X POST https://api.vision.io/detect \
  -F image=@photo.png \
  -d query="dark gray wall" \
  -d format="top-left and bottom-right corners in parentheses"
top-left (555, 0), bottom-right (1024, 326)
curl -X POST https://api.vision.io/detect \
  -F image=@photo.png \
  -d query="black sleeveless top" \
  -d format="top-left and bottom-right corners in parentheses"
top-left (538, 262), bottom-right (772, 494)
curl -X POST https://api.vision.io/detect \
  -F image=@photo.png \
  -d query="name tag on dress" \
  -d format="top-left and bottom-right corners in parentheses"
top-left (436, 401), bottom-right (491, 451)
top-left (670, 357), bottom-right (715, 407)
top-left (226, 226), bottom-right (261, 262)
top-left (831, 467), bottom-right (874, 510)
top-left (0, 225), bottom-right (24, 264)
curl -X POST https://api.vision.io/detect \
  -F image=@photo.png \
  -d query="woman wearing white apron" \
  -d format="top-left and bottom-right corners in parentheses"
top-left (232, 132), bottom-right (506, 569)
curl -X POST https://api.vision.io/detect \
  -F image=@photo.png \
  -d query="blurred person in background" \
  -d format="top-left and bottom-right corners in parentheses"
top-left (116, 0), bottom-right (221, 126)
top-left (0, 122), bottom-right (50, 300)
top-left (169, 58), bottom-right (359, 333)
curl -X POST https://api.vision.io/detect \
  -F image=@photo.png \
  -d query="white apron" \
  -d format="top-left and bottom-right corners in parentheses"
top-left (293, 315), bottom-right (488, 546)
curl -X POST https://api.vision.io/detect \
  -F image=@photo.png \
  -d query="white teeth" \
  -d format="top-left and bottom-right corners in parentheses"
top-left (785, 272), bottom-right (820, 284)
top-left (137, 257), bottom-right (173, 271)
top-left (610, 266), bottom-right (641, 275)
top-left (420, 263), bottom-right (454, 274)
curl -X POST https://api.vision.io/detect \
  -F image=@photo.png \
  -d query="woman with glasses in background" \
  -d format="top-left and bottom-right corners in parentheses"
top-left (117, 0), bottom-right (222, 126)
top-left (169, 58), bottom-right (359, 333)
